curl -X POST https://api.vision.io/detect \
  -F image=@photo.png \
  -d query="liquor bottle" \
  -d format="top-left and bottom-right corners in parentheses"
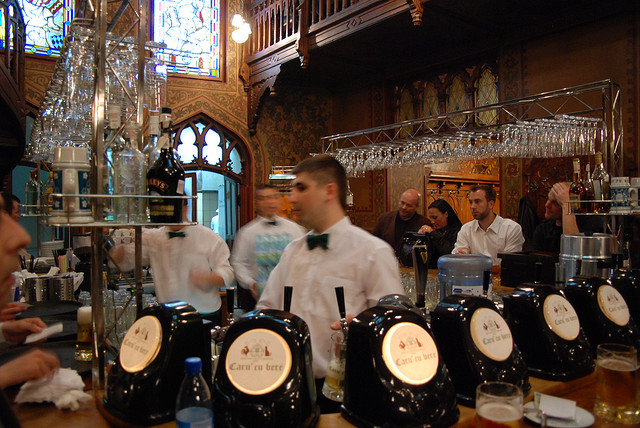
top-left (592, 151), bottom-right (610, 213)
top-left (569, 158), bottom-right (587, 213)
top-left (147, 108), bottom-right (185, 223)
top-left (142, 110), bottom-right (161, 169)
top-left (42, 171), bottom-right (54, 213)
top-left (113, 123), bottom-right (147, 223)
top-left (584, 163), bottom-right (595, 212)
top-left (176, 357), bottom-right (213, 428)
top-left (25, 170), bottom-right (40, 215)
top-left (103, 106), bottom-right (126, 221)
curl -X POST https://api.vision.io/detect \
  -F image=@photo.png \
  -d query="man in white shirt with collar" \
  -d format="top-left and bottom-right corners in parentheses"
top-left (452, 184), bottom-right (524, 265)
top-left (256, 154), bottom-right (404, 413)
top-left (231, 184), bottom-right (305, 310)
top-left (110, 198), bottom-right (235, 326)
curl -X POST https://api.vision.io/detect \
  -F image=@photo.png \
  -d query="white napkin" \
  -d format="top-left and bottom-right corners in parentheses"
top-left (14, 368), bottom-right (92, 411)
top-left (534, 391), bottom-right (577, 420)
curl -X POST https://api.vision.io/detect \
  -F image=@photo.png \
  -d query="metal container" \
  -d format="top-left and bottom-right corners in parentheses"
top-left (23, 277), bottom-right (50, 302)
top-left (558, 233), bottom-right (619, 284)
top-left (50, 275), bottom-right (75, 301)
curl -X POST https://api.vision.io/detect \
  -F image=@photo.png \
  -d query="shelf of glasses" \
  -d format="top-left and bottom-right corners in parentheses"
top-left (46, 193), bottom-right (196, 227)
top-left (567, 200), bottom-right (640, 215)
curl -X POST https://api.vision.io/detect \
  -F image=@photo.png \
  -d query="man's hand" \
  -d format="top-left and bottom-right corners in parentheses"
top-left (330, 314), bottom-right (356, 330)
top-left (1, 318), bottom-right (46, 343)
top-left (550, 182), bottom-right (571, 208)
top-left (0, 349), bottom-right (60, 388)
top-left (453, 249), bottom-right (469, 254)
top-left (190, 269), bottom-right (225, 291)
top-left (0, 302), bottom-right (29, 322)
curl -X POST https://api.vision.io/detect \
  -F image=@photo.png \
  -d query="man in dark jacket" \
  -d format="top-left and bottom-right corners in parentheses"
top-left (372, 188), bottom-right (430, 264)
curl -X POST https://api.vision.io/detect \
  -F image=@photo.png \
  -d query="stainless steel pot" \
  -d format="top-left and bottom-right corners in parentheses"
top-left (23, 277), bottom-right (50, 302)
top-left (558, 233), bottom-right (619, 284)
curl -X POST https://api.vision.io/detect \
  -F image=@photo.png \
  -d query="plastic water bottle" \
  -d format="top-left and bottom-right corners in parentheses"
top-left (176, 357), bottom-right (213, 428)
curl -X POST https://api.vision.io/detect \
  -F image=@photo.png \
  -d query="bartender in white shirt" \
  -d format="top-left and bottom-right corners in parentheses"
top-left (231, 184), bottom-right (305, 310)
top-left (110, 198), bottom-right (234, 326)
top-left (256, 155), bottom-right (404, 413)
top-left (452, 184), bottom-right (524, 265)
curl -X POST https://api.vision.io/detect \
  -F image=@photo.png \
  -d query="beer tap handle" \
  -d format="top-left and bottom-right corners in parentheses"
top-left (226, 287), bottom-right (235, 323)
top-left (335, 286), bottom-right (348, 340)
top-left (283, 286), bottom-right (293, 312)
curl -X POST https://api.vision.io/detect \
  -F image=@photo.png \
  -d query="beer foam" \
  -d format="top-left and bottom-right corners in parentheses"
top-left (77, 306), bottom-right (92, 324)
top-left (477, 402), bottom-right (522, 422)
top-left (599, 358), bottom-right (637, 372)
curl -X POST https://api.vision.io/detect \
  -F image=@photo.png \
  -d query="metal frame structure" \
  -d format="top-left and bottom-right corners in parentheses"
top-left (321, 80), bottom-right (623, 176)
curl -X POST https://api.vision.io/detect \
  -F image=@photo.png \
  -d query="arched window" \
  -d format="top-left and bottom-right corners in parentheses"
top-left (173, 113), bottom-right (248, 243)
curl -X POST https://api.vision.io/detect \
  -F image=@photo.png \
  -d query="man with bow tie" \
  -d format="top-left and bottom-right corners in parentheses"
top-left (256, 154), bottom-right (404, 413)
top-left (110, 197), bottom-right (234, 326)
top-left (231, 184), bottom-right (305, 311)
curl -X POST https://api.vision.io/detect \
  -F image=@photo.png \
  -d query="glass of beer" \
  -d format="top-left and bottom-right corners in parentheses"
top-left (594, 343), bottom-right (640, 424)
top-left (75, 306), bottom-right (93, 361)
top-left (322, 331), bottom-right (346, 402)
top-left (474, 381), bottom-right (546, 428)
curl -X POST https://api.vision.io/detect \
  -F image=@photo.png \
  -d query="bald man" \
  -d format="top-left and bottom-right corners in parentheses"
top-left (372, 188), bottom-right (431, 265)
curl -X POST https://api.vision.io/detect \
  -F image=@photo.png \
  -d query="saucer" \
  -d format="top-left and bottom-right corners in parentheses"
top-left (524, 402), bottom-right (595, 427)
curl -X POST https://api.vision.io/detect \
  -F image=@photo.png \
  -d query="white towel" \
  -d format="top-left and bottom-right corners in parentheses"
top-left (14, 368), bottom-right (92, 411)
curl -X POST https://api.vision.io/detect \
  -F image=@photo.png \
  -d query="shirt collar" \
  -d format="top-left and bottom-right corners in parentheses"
top-left (308, 216), bottom-right (351, 249)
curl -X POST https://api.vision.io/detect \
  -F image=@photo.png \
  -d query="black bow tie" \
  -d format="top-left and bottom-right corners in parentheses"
top-left (266, 220), bottom-right (277, 226)
top-left (168, 231), bottom-right (186, 239)
top-left (307, 234), bottom-right (329, 250)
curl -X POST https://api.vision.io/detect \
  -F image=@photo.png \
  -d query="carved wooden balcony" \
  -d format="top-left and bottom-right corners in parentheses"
top-left (242, 0), bottom-right (414, 133)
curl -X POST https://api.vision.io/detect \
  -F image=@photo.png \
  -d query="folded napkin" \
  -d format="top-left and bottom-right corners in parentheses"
top-left (14, 368), bottom-right (92, 411)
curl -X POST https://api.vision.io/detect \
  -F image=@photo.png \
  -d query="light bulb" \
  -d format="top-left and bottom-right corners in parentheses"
top-left (232, 14), bottom-right (244, 28)
top-left (231, 28), bottom-right (249, 44)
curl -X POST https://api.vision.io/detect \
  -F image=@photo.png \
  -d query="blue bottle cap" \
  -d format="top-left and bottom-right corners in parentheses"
top-left (184, 357), bottom-right (202, 375)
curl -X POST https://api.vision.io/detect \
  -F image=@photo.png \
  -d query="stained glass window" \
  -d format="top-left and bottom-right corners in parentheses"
top-left (398, 88), bottom-right (415, 138)
top-left (153, 0), bottom-right (221, 77)
top-left (446, 76), bottom-right (468, 127)
top-left (19, 0), bottom-right (74, 56)
top-left (422, 82), bottom-right (440, 128)
top-left (475, 68), bottom-right (498, 126)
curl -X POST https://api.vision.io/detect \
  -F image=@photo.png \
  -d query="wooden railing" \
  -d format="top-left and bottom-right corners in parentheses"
top-left (243, 0), bottom-right (411, 132)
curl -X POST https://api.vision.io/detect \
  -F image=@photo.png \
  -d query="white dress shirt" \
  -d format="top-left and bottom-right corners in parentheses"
top-left (231, 215), bottom-right (305, 295)
top-left (452, 214), bottom-right (525, 265)
top-left (115, 224), bottom-right (234, 314)
top-left (256, 216), bottom-right (404, 378)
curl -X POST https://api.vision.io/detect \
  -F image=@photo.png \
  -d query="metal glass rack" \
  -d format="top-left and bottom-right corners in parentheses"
top-left (321, 80), bottom-right (623, 178)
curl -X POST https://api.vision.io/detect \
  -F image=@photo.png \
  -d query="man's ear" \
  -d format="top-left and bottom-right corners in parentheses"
top-left (324, 182), bottom-right (338, 202)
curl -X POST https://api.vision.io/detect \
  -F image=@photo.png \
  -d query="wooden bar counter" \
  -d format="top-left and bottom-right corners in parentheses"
top-left (10, 371), bottom-right (623, 427)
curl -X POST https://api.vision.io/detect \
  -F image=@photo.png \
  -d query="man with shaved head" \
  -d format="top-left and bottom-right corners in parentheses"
top-left (372, 188), bottom-right (431, 265)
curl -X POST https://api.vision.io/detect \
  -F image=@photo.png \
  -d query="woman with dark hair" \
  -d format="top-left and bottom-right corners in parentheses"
top-left (418, 199), bottom-right (463, 267)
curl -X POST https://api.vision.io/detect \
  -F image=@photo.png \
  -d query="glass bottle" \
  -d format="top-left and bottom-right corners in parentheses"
top-left (569, 158), bottom-right (587, 213)
top-left (147, 108), bottom-right (185, 223)
top-left (113, 123), bottom-right (147, 223)
top-left (175, 357), bottom-right (213, 428)
top-left (25, 170), bottom-right (40, 215)
top-left (42, 171), bottom-right (54, 213)
top-left (583, 163), bottom-right (594, 212)
top-left (592, 151), bottom-right (611, 213)
top-left (102, 106), bottom-right (126, 221)
top-left (142, 110), bottom-right (161, 169)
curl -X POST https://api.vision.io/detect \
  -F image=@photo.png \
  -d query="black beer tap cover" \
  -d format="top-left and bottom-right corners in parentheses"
top-left (341, 303), bottom-right (458, 427)
top-left (430, 294), bottom-right (530, 406)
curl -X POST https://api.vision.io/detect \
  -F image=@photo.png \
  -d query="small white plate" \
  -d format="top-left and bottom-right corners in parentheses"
top-left (524, 402), bottom-right (595, 428)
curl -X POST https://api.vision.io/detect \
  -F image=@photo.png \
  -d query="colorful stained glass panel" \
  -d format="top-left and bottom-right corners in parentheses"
top-left (475, 68), bottom-right (498, 126)
top-left (19, 0), bottom-right (73, 56)
top-left (153, 0), bottom-right (221, 77)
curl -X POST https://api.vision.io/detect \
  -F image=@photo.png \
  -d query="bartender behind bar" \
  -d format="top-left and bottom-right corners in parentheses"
top-left (109, 197), bottom-right (234, 326)
top-left (256, 155), bottom-right (404, 413)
